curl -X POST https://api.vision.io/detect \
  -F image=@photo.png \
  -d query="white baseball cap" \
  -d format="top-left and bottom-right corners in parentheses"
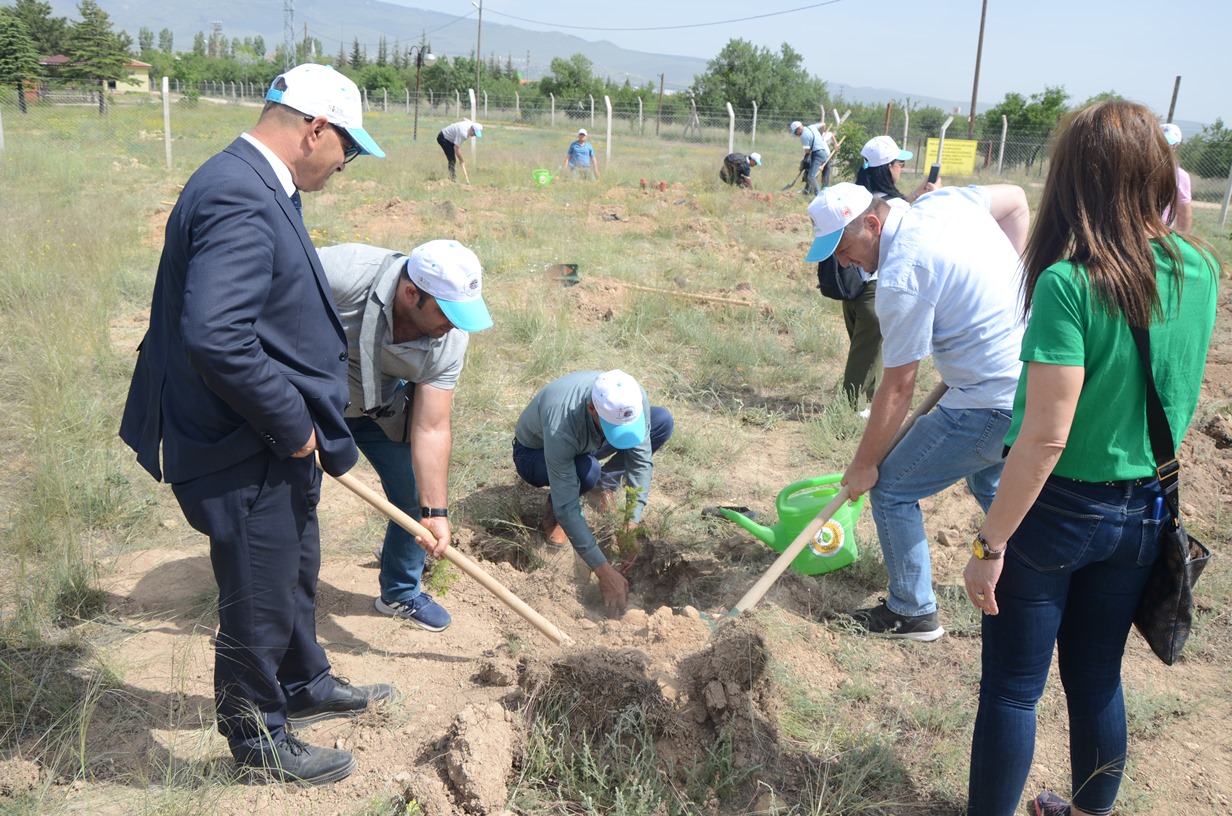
top-left (805, 182), bottom-right (873, 262)
top-left (578, 128), bottom-right (588, 136)
top-left (860, 135), bottom-right (913, 168)
top-left (591, 370), bottom-right (646, 450)
top-left (748, 152), bottom-right (762, 166)
top-left (1162, 123), bottom-right (1182, 146)
top-left (789, 120), bottom-right (803, 133)
top-left (265, 64), bottom-right (384, 159)
top-left (471, 122), bottom-right (483, 138)
top-left (405, 240), bottom-right (492, 332)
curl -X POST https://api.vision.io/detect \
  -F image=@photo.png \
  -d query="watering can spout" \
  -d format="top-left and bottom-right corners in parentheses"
top-left (715, 507), bottom-right (778, 547)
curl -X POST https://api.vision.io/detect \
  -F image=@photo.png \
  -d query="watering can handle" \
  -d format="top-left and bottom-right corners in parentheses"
top-left (729, 380), bottom-right (949, 618)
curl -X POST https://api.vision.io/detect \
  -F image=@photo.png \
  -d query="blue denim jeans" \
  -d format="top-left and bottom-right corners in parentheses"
top-left (870, 406), bottom-right (1011, 617)
top-left (346, 415), bottom-right (426, 605)
top-left (512, 407), bottom-right (674, 492)
top-left (967, 475), bottom-right (1165, 816)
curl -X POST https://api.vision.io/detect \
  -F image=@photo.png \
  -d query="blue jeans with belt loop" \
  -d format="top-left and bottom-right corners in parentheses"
top-left (966, 474), bottom-right (1165, 816)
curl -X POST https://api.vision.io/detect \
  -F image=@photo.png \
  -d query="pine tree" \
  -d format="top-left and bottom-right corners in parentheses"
top-left (157, 27), bottom-right (172, 53)
top-left (63, 0), bottom-right (130, 86)
top-left (137, 26), bottom-right (152, 54)
top-left (349, 37), bottom-right (363, 69)
top-left (0, 13), bottom-right (40, 113)
top-left (9, 0), bottom-right (68, 56)
top-left (377, 36), bottom-right (387, 67)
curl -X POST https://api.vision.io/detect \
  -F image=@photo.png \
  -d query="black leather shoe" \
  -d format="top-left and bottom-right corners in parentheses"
top-left (236, 734), bottom-right (356, 786)
top-left (286, 676), bottom-right (395, 727)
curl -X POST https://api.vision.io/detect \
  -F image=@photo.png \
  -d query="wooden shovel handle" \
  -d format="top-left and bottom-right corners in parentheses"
top-left (323, 463), bottom-right (571, 646)
top-left (729, 380), bottom-right (949, 617)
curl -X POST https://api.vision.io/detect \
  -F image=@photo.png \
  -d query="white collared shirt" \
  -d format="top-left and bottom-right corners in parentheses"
top-left (240, 132), bottom-right (296, 197)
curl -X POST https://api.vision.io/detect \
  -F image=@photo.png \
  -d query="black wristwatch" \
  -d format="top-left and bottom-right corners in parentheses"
top-left (420, 507), bottom-right (448, 518)
top-left (971, 533), bottom-right (1005, 561)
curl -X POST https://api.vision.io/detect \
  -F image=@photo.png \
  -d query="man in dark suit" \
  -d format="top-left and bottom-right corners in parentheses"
top-left (120, 64), bottom-right (398, 785)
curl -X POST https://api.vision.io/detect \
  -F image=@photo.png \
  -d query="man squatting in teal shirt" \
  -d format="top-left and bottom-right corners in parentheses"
top-left (512, 370), bottom-right (674, 617)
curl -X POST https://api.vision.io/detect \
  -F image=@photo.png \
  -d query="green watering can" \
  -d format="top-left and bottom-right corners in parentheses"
top-left (712, 474), bottom-right (865, 576)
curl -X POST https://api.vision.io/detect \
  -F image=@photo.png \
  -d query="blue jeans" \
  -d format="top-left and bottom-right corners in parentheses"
top-left (869, 406), bottom-right (1010, 616)
top-left (804, 149), bottom-right (828, 195)
top-left (512, 407), bottom-right (674, 491)
top-left (346, 415), bottom-right (426, 605)
top-left (967, 475), bottom-right (1164, 816)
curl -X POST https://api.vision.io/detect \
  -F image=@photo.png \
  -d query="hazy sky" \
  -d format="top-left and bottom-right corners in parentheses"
top-left (385, 0), bottom-right (1227, 126)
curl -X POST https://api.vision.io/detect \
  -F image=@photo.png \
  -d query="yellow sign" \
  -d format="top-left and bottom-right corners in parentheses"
top-left (923, 137), bottom-right (980, 178)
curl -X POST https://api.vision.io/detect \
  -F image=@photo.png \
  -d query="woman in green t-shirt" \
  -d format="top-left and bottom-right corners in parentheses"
top-left (961, 100), bottom-right (1219, 816)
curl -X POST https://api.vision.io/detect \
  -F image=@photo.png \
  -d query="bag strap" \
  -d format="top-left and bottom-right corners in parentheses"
top-left (1128, 326), bottom-right (1181, 521)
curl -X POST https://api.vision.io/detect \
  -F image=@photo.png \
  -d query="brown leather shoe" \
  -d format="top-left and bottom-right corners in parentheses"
top-left (540, 494), bottom-right (568, 546)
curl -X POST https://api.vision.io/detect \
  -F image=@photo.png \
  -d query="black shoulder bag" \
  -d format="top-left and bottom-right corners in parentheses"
top-left (1130, 325), bottom-right (1211, 665)
top-left (816, 255), bottom-right (867, 301)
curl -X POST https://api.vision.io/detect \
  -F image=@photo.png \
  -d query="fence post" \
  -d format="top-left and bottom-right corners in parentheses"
top-left (468, 89), bottom-right (477, 167)
top-left (903, 110), bottom-right (909, 146)
top-left (482, 90), bottom-right (487, 118)
top-left (605, 95), bottom-right (612, 166)
top-left (406, 88), bottom-right (410, 114)
top-left (751, 101), bottom-right (758, 147)
top-left (363, 87), bottom-right (368, 110)
top-left (1220, 158), bottom-right (1232, 229)
top-left (589, 94), bottom-right (594, 127)
top-left (726, 101), bottom-right (735, 154)
top-left (997, 115), bottom-right (1007, 175)
top-left (515, 91), bottom-right (519, 118)
top-left (455, 90), bottom-right (460, 118)
top-left (638, 97), bottom-right (643, 135)
top-left (162, 76), bottom-right (172, 170)
top-left (550, 92), bottom-right (555, 127)
top-left (382, 88), bottom-right (387, 112)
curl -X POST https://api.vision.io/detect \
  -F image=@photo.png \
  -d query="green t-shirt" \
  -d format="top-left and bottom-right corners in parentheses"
top-left (1004, 237), bottom-right (1218, 481)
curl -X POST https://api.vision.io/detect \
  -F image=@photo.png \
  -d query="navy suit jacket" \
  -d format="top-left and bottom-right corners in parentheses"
top-left (120, 137), bottom-right (358, 483)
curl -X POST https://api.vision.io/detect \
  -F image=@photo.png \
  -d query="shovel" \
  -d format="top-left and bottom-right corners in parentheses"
top-left (727, 380), bottom-right (949, 618)
top-left (321, 460), bottom-right (572, 646)
top-left (928, 115), bottom-right (954, 184)
top-left (780, 167), bottom-right (805, 192)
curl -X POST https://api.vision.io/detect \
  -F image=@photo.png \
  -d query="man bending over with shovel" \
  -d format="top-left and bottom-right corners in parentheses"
top-left (513, 370), bottom-right (674, 617)
top-left (319, 240), bottom-right (493, 633)
top-left (805, 182), bottom-right (1028, 641)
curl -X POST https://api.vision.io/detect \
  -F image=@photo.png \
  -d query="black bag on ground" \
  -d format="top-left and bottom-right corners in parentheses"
top-left (1129, 325), bottom-right (1212, 665)
top-left (816, 256), bottom-right (866, 301)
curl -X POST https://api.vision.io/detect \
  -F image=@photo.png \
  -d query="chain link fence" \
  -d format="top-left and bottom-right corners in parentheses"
top-left (2, 81), bottom-right (1229, 218)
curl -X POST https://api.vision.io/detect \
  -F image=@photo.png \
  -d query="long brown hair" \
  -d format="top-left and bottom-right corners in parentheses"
top-left (1022, 100), bottom-right (1193, 327)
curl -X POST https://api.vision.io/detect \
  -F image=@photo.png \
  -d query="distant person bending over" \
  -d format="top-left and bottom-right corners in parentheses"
top-left (790, 120), bottom-right (830, 195)
top-left (565, 128), bottom-right (600, 180)
top-left (1162, 123), bottom-right (1194, 232)
top-left (512, 370), bottom-right (674, 618)
top-left (436, 119), bottom-right (481, 182)
top-left (719, 151), bottom-right (761, 188)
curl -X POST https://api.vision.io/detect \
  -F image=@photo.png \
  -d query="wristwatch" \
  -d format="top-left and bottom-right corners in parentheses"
top-left (420, 507), bottom-right (449, 518)
top-left (971, 533), bottom-right (1005, 561)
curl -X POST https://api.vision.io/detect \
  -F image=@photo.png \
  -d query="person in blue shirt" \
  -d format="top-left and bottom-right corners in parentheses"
top-left (564, 129), bottom-right (600, 180)
top-left (791, 120), bottom-right (831, 195)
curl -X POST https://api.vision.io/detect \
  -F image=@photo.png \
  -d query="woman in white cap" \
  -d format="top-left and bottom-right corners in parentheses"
top-left (856, 134), bottom-right (935, 203)
top-left (564, 128), bottom-right (599, 180)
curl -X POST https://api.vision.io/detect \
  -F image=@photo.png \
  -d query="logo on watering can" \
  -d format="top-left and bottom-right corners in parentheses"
top-left (809, 521), bottom-right (845, 557)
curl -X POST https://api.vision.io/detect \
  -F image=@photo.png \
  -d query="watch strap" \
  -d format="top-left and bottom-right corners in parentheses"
top-left (420, 507), bottom-right (448, 518)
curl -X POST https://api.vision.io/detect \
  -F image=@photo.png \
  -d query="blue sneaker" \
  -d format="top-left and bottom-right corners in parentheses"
top-left (375, 593), bottom-right (452, 632)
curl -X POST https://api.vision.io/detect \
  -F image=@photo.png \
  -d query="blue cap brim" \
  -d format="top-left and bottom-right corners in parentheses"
top-left (437, 297), bottom-right (493, 333)
top-left (600, 417), bottom-right (646, 450)
top-left (344, 126), bottom-right (385, 159)
top-left (898, 149), bottom-right (913, 161)
top-left (805, 230), bottom-right (842, 263)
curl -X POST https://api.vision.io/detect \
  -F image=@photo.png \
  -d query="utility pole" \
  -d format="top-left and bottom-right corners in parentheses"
top-left (473, 0), bottom-right (483, 101)
top-left (283, 0), bottom-right (294, 71)
top-left (967, 0), bottom-right (988, 139)
top-left (1166, 76), bottom-right (1181, 123)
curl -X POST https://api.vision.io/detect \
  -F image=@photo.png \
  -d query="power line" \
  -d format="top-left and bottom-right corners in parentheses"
top-left (484, 0), bottom-right (846, 32)
top-left (308, 9), bottom-right (476, 50)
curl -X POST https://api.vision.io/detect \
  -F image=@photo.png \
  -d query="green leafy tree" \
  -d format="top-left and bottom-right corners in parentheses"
top-left (979, 85), bottom-right (1069, 169)
top-left (690, 39), bottom-right (827, 114)
top-left (192, 31), bottom-right (205, 56)
top-left (0, 13), bottom-right (39, 112)
top-left (136, 25), bottom-right (151, 54)
top-left (252, 35), bottom-right (264, 58)
top-left (357, 63), bottom-right (403, 95)
top-left (62, 0), bottom-right (133, 89)
top-left (6, 0), bottom-right (67, 55)
top-left (1183, 118), bottom-right (1232, 180)
top-left (1079, 90), bottom-right (1124, 106)
top-left (157, 26), bottom-right (171, 52)
top-left (539, 53), bottom-right (602, 109)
